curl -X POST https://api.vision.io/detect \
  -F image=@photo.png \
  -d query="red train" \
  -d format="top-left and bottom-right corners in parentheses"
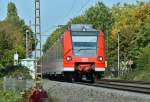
top-left (42, 24), bottom-right (106, 82)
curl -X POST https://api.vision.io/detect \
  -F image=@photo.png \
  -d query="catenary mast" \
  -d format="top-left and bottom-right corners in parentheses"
top-left (34, 0), bottom-right (42, 84)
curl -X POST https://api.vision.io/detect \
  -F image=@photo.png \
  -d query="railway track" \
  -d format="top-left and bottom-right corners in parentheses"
top-left (74, 80), bottom-right (150, 94)
top-left (100, 79), bottom-right (150, 84)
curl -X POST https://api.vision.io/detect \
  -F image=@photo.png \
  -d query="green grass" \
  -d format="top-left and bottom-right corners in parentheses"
top-left (0, 79), bottom-right (23, 102)
top-left (0, 79), bottom-right (3, 91)
top-left (0, 91), bottom-right (23, 102)
top-left (49, 95), bottom-right (59, 102)
top-left (123, 66), bottom-right (150, 80)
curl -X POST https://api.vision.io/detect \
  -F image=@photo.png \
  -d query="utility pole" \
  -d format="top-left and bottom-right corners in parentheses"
top-left (26, 30), bottom-right (29, 58)
top-left (35, 0), bottom-right (42, 84)
top-left (118, 32), bottom-right (120, 77)
top-left (106, 31), bottom-right (109, 69)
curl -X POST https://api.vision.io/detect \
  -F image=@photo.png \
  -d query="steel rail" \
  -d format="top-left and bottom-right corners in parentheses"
top-left (74, 80), bottom-right (150, 94)
top-left (100, 79), bottom-right (150, 84)
top-left (45, 78), bottom-right (150, 94)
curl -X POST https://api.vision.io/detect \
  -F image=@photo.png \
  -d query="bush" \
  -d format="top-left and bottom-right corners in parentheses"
top-left (0, 91), bottom-right (23, 102)
top-left (0, 65), bottom-right (32, 79)
top-left (124, 45), bottom-right (150, 80)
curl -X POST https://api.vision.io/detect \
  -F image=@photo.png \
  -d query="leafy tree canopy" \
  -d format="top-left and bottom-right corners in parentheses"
top-left (43, 1), bottom-right (150, 79)
top-left (7, 2), bottom-right (18, 17)
top-left (0, 2), bottom-right (35, 68)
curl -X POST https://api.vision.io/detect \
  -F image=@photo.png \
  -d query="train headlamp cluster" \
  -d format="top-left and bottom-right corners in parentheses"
top-left (66, 56), bottom-right (72, 61)
top-left (98, 56), bottom-right (103, 61)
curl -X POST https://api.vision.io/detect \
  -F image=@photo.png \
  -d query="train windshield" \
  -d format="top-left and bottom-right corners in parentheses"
top-left (72, 31), bottom-right (98, 56)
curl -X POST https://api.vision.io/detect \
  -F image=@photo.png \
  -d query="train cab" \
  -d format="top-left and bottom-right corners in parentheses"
top-left (63, 24), bottom-right (106, 81)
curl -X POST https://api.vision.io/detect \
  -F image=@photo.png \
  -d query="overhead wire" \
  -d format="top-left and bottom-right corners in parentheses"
top-left (74, 0), bottom-right (91, 16)
top-left (41, 25), bottom-right (58, 35)
top-left (40, 0), bottom-right (76, 40)
top-left (60, 0), bottom-right (76, 24)
top-left (42, 0), bottom-right (91, 36)
top-left (41, 0), bottom-right (94, 55)
top-left (41, 0), bottom-right (76, 37)
top-left (41, 0), bottom-right (92, 48)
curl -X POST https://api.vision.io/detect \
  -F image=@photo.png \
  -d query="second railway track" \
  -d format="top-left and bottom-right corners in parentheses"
top-left (74, 80), bottom-right (150, 94)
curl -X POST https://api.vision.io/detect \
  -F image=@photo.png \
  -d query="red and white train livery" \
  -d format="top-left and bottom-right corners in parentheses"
top-left (42, 24), bottom-right (107, 82)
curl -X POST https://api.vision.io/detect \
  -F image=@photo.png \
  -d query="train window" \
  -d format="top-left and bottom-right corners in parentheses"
top-left (72, 31), bottom-right (97, 56)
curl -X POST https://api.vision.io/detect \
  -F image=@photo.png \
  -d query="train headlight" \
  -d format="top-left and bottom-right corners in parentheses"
top-left (66, 56), bottom-right (72, 61)
top-left (98, 56), bottom-right (103, 61)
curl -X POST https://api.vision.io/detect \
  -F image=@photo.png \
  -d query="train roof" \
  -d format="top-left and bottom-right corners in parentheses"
top-left (70, 24), bottom-right (97, 31)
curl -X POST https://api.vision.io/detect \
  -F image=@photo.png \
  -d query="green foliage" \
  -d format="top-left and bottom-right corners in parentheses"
top-left (135, 18), bottom-right (150, 49)
top-left (137, 45), bottom-right (150, 71)
top-left (43, 25), bottom-right (68, 52)
top-left (0, 79), bottom-right (23, 102)
top-left (110, 2), bottom-right (150, 79)
top-left (0, 91), bottom-right (23, 102)
top-left (84, 2), bottom-right (113, 33)
top-left (0, 2), bottom-right (35, 68)
top-left (43, 2), bottom-right (112, 53)
top-left (0, 79), bottom-right (3, 90)
top-left (69, 15), bottom-right (86, 24)
top-left (0, 65), bottom-right (32, 79)
top-left (110, 2), bottom-right (150, 69)
top-left (43, 1), bottom-right (150, 80)
top-left (7, 2), bottom-right (18, 18)
top-left (124, 45), bottom-right (150, 80)
top-left (49, 95), bottom-right (59, 102)
top-left (0, 78), bottom-right (23, 102)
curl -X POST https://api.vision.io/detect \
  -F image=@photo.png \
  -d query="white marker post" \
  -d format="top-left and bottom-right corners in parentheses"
top-left (14, 52), bottom-right (19, 66)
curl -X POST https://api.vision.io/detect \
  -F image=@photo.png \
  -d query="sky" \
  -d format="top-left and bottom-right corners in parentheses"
top-left (0, 0), bottom-right (147, 46)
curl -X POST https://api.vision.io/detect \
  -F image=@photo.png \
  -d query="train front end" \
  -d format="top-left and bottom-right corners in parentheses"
top-left (63, 25), bottom-right (106, 81)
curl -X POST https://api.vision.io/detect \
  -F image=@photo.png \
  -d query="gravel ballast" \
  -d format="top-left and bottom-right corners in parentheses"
top-left (43, 80), bottom-right (150, 102)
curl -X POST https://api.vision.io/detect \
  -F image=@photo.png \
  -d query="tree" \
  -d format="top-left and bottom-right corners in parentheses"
top-left (43, 1), bottom-right (150, 80)
top-left (84, 2), bottom-right (113, 69)
top-left (109, 2), bottom-right (150, 78)
top-left (7, 2), bottom-right (18, 18)
top-left (0, 2), bottom-right (35, 68)
top-left (85, 2), bottom-right (113, 33)
top-left (43, 2), bottom-right (113, 54)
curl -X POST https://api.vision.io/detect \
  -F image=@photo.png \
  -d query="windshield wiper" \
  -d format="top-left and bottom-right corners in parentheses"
top-left (78, 48), bottom-right (96, 51)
